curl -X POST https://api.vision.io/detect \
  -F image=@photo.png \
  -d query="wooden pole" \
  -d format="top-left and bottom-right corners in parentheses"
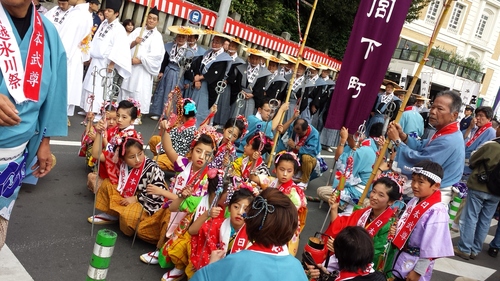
top-left (267, 0), bottom-right (318, 167)
top-left (357, 0), bottom-right (455, 206)
top-left (133, 0), bottom-right (153, 58)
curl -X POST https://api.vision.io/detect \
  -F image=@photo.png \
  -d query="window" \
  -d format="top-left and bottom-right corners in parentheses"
top-left (448, 3), bottom-right (465, 31)
top-left (475, 14), bottom-right (488, 38)
top-left (426, 0), bottom-right (441, 22)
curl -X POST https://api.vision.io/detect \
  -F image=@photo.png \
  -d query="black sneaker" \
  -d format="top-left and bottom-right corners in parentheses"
top-left (488, 247), bottom-right (498, 258)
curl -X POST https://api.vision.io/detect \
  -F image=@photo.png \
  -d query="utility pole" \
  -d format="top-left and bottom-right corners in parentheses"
top-left (214, 0), bottom-right (231, 32)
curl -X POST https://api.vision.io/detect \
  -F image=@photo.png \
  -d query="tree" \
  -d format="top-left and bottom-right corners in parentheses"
top-left (296, 0), bottom-right (431, 60)
top-left (190, 0), bottom-right (430, 61)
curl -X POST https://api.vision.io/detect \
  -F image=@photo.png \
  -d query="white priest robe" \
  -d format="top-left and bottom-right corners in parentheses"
top-left (44, 6), bottom-right (71, 31)
top-left (81, 18), bottom-right (131, 113)
top-left (120, 27), bottom-right (165, 114)
top-left (57, 3), bottom-right (93, 115)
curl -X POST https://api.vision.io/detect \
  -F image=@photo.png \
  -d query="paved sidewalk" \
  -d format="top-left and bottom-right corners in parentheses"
top-left (0, 245), bottom-right (33, 281)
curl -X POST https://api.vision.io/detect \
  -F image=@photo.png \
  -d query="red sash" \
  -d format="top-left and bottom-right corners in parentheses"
top-left (428, 121), bottom-right (459, 145)
top-left (392, 190), bottom-right (442, 249)
top-left (118, 159), bottom-right (145, 197)
top-left (404, 106), bottom-right (414, 111)
top-left (335, 264), bottom-right (373, 281)
top-left (361, 138), bottom-right (371, 147)
top-left (293, 125), bottom-right (311, 153)
top-left (466, 122), bottom-right (492, 147)
top-left (178, 118), bottom-right (196, 131)
top-left (363, 207), bottom-right (394, 237)
top-left (247, 243), bottom-right (287, 255)
top-left (104, 151), bottom-right (119, 184)
top-left (242, 156), bottom-right (263, 178)
top-left (183, 165), bottom-right (209, 194)
top-left (0, 3), bottom-right (44, 103)
top-left (230, 224), bottom-right (250, 254)
top-left (278, 180), bottom-right (307, 209)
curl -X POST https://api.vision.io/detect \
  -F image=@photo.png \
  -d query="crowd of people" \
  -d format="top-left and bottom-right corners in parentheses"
top-left (1, 0), bottom-right (500, 281)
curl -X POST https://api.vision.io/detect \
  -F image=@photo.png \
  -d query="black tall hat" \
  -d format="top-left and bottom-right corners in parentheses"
top-left (149, 6), bottom-right (159, 16)
top-left (106, 0), bottom-right (123, 13)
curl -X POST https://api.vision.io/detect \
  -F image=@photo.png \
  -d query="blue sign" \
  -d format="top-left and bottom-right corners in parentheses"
top-left (188, 10), bottom-right (203, 24)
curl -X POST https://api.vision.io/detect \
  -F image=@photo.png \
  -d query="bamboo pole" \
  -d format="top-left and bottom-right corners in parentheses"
top-left (267, 0), bottom-right (318, 167)
top-left (357, 0), bottom-right (455, 206)
top-left (133, 0), bottom-right (153, 58)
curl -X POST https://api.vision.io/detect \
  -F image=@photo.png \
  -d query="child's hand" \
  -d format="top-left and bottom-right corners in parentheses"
top-left (146, 184), bottom-right (162, 196)
top-left (209, 207), bottom-right (222, 219)
top-left (251, 151), bottom-right (260, 161)
top-left (86, 112), bottom-right (95, 119)
top-left (328, 193), bottom-right (339, 209)
top-left (327, 237), bottom-right (334, 252)
top-left (120, 196), bottom-right (137, 206)
top-left (209, 249), bottom-right (225, 264)
top-left (306, 264), bottom-right (328, 279)
top-left (159, 120), bottom-right (170, 130)
top-left (306, 264), bottom-right (320, 279)
top-left (210, 104), bottom-right (217, 113)
top-left (389, 224), bottom-right (397, 237)
top-left (223, 154), bottom-right (230, 166)
top-left (87, 129), bottom-right (97, 141)
top-left (95, 119), bottom-right (106, 133)
top-left (406, 270), bottom-right (421, 281)
top-left (181, 187), bottom-right (191, 198)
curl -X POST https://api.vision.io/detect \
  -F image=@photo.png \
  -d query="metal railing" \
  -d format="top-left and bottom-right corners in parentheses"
top-left (392, 48), bottom-right (484, 83)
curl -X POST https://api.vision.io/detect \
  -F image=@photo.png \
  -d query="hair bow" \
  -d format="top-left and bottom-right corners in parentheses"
top-left (376, 171), bottom-right (405, 195)
top-left (127, 98), bottom-right (141, 116)
top-left (236, 115), bottom-right (248, 139)
top-left (274, 151), bottom-right (301, 167)
top-left (245, 196), bottom-right (275, 230)
top-left (184, 100), bottom-right (197, 114)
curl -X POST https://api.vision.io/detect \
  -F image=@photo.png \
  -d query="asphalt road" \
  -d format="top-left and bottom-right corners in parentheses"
top-left (4, 112), bottom-right (500, 280)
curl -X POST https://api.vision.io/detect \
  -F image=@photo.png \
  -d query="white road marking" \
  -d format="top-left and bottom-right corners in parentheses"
top-left (50, 140), bottom-right (81, 146)
top-left (434, 257), bottom-right (496, 280)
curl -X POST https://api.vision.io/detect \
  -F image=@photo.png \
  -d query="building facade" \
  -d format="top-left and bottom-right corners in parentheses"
top-left (389, 0), bottom-right (500, 109)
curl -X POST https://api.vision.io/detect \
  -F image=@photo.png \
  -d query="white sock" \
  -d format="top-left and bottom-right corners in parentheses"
top-left (96, 213), bottom-right (118, 221)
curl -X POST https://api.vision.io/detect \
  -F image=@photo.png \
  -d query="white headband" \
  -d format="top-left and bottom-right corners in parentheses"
top-left (405, 166), bottom-right (442, 184)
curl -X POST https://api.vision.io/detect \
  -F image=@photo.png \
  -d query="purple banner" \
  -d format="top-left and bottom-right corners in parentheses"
top-left (324, 0), bottom-right (412, 133)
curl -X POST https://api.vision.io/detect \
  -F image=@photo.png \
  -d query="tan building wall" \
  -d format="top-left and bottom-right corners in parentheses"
top-left (492, 35), bottom-right (500, 60)
top-left (481, 68), bottom-right (494, 95)
top-left (400, 28), bottom-right (457, 52)
top-left (418, 3), bottom-right (428, 21)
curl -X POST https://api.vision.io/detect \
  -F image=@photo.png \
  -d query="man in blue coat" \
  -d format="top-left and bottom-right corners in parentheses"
top-left (388, 90), bottom-right (465, 205)
top-left (277, 118), bottom-right (321, 189)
